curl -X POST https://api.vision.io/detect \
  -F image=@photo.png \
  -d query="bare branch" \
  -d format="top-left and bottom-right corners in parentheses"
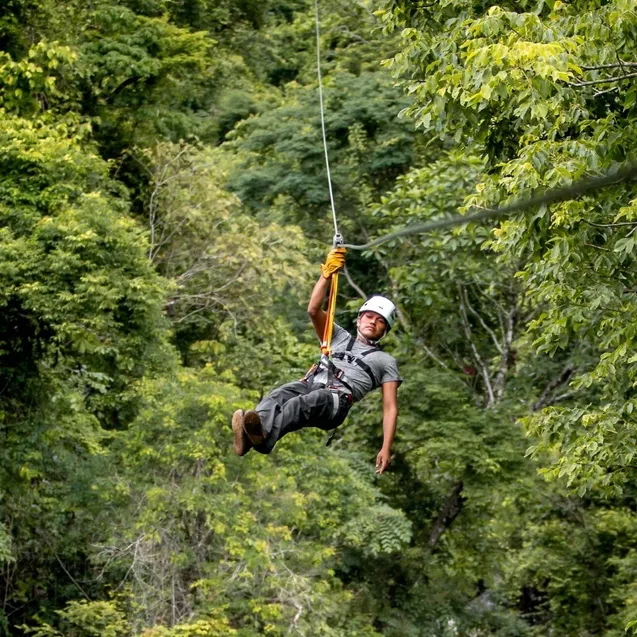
top-left (493, 300), bottom-right (517, 402)
top-left (584, 243), bottom-right (611, 252)
top-left (531, 364), bottom-right (575, 412)
top-left (457, 283), bottom-right (495, 407)
top-left (551, 389), bottom-right (582, 404)
top-left (418, 341), bottom-right (451, 371)
top-left (593, 86), bottom-right (619, 97)
top-left (54, 553), bottom-right (90, 600)
top-left (439, 341), bottom-right (472, 377)
top-left (568, 71), bottom-right (637, 87)
top-left (288, 602), bottom-right (303, 633)
top-left (583, 220), bottom-right (637, 228)
top-left (459, 285), bottom-right (503, 355)
top-left (342, 264), bottom-right (367, 300)
top-left (580, 61), bottom-right (637, 71)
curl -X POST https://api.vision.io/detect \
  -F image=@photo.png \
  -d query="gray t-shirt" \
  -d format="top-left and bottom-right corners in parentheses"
top-left (327, 324), bottom-right (402, 402)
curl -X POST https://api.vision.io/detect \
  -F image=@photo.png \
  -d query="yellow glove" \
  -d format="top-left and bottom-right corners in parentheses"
top-left (320, 247), bottom-right (347, 279)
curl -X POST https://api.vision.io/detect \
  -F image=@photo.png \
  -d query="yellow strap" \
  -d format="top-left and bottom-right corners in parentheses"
top-left (320, 272), bottom-right (338, 357)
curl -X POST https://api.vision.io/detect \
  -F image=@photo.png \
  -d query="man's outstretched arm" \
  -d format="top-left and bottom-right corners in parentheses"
top-left (307, 248), bottom-right (346, 341)
top-left (376, 381), bottom-right (399, 474)
top-left (307, 274), bottom-right (330, 341)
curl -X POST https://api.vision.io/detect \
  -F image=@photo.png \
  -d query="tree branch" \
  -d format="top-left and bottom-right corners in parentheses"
top-left (531, 364), bottom-right (575, 412)
top-left (54, 553), bottom-right (90, 600)
top-left (568, 71), bottom-right (637, 87)
top-left (580, 62), bottom-right (637, 71)
top-left (418, 340), bottom-right (451, 371)
top-left (457, 283), bottom-right (495, 407)
top-left (584, 243), bottom-right (611, 252)
top-left (593, 86), bottom-right (619, 97)
top-left (342, 264), bottom-right (367, 300)
top-left (459, 284), bottom-right (503, 355)
top-left (583, 220), bottom-right (637, 228)
top-left (427, 481), bottom-right (464, 550)
top-left (493, 297), bottom-right (517, 402)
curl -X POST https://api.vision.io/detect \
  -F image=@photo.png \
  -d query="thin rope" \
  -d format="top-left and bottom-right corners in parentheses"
top-left (314, 0), bottom-right (339, 238)
top-left (342, 163), bottom-right (637, 250)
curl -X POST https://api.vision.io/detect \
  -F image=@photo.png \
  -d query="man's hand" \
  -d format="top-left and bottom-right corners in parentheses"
top-left (320, 247), bottom-right (346, 279)
top-left (375, 448), bottom-right (391, 474)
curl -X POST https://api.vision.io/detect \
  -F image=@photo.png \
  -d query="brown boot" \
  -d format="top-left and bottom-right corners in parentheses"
top-left (232, 410), bottom-right (252, 456)
top-left (243, 410), bottom-right (265, 446)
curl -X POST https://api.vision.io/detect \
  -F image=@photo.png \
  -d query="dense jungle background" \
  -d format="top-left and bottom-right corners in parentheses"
top-left (2, 0), bottom-right (637, 635)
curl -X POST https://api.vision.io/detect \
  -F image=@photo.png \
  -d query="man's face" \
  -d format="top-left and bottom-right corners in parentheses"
top-left (357, 310), bottom-right (387, 341)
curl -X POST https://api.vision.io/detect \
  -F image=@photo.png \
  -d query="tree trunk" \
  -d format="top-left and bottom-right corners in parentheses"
top-left (428, 480), bottom-right (464, 550)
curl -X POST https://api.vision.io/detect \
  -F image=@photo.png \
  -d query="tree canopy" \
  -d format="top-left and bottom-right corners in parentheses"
top-left (3, 1), bottom-right (637, 636)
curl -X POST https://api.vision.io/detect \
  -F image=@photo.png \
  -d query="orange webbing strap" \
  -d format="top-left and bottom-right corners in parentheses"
top-left (320, 272), bottom-right (339, 357)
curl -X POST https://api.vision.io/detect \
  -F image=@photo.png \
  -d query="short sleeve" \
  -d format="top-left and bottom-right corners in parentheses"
top-left (330, 323), bottom-right (351, 348)
top-left (380, 355), bottom-right (403, 386)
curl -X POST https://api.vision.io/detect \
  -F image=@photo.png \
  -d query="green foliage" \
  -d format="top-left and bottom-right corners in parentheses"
top-left (0, 41), bottom-right (76, 115)
top-left (24, 600), bottom-right (128, 637)
top-left (75, 5), bottom-right (217, 151)
top-left (340, 362), bottom-right (540, 636)
top-left (0, 523), bottom-right (13, 565)
top-left (89, 368), bottom-right (398, 635)
top-left (0, 108), bottom-right (172, 629)
top-left (132, 142), bottom-right (311, 355)
top-left (338, 503), bottom-right (412, 557)
top-left (226, 71), bottom-right (417, 235)
top-left (140, 616), bottom-right (237, 637)
top-left (9, 0), bottom-right (637, 635)
top-left (376, 1), bottom-right (637, 633)
top-left (0, 111), bottom-right (170, 408)
top-left (380, 0), bottom-right (637, 495)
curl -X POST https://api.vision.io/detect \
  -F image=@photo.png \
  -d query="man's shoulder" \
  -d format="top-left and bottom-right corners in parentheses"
top-left (368, 349), bottom-right (398, 365)
top-left (332, 324), bottom-right (353, 346)
top-left (331, 329), bottom-right (399, 366)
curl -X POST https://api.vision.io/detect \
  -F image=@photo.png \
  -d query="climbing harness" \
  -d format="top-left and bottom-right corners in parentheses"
top-left (305, 335), bottom-right (379, 393)
top-left (331, 335), bottom-right (381, 390)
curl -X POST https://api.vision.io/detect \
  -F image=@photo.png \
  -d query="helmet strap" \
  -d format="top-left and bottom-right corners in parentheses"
top-left (356, 329), bottom-right (381, 346)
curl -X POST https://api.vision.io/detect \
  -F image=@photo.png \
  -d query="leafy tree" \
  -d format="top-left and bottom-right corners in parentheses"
top-left (87, 368), bottom-right (407, 635)
top-left (0, 107), bottom-right (171, 628)
top-left (379, 0), bottom-right (637, 493)
top-left (373, 1), bottom-right (637, 634)
top-left (13, 0), bottom-right (637, 635)
top-left (131, 142), bottom-right (310, 357)
top-left (226, 70), bottom-right (417, 238)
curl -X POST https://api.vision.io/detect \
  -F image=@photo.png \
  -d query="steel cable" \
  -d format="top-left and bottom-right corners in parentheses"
top-left (314, 0), bottom-right (339, 239)
top-left (341, 163), bottom-right (637, 250)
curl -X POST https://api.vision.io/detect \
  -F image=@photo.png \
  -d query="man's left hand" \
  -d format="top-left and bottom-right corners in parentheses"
top-left (375, 448), bottom-right (391, 474)
top-left (320, 247), bottom-right (346, 279)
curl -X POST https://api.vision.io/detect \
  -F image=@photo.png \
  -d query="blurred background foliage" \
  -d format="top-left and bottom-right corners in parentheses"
top-left (3, 0), bottom-right (637, 635)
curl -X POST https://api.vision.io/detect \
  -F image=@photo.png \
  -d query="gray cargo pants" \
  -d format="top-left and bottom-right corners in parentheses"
top-left (252, 378), bottom-right (352, 454)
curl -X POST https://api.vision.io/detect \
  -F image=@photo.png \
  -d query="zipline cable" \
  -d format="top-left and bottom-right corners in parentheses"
top-left (314, 0), bottom-right (342, 359)
top-left (342, 163), bottom-right (637, 251)
top-left (314, 0), bottom-right (340, 241)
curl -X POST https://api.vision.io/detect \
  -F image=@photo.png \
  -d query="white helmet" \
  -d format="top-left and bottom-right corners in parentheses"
top-left (358, 295), bottom-right (397, 333)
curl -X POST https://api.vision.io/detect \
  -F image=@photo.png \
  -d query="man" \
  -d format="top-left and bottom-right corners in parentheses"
top-left (232, 248), bottom-right (401, 474)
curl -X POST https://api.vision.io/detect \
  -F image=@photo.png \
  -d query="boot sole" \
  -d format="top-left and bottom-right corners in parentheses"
top-left (243, 410), bottom-right (265, 445)
top-left (232, 410), bottom-right (251, 456)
